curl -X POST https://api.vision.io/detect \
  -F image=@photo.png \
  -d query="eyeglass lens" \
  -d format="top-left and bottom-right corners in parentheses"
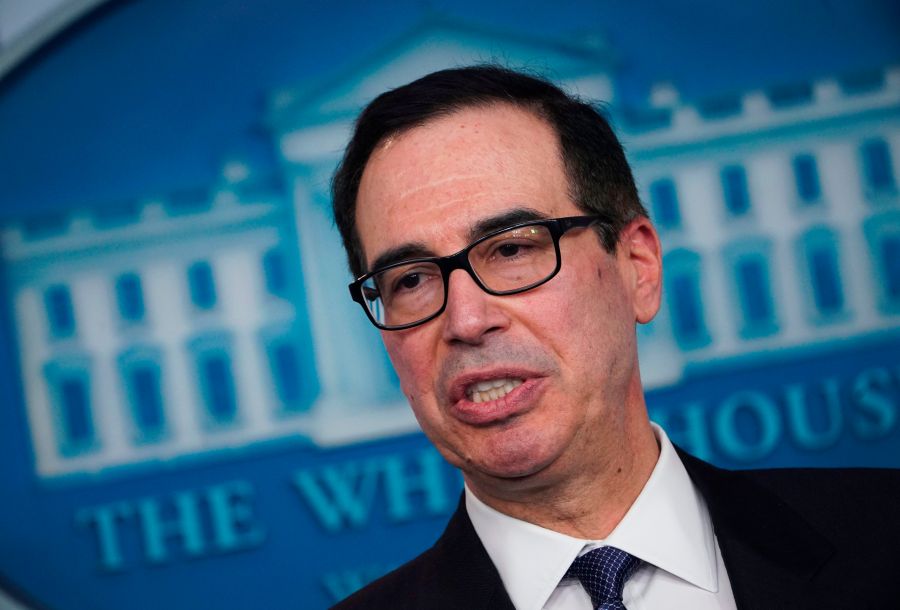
top-left (362, 223), bottom-right (558, 328)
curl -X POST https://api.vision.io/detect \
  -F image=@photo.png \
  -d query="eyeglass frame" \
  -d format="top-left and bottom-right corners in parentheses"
top-left (348, 213), bottom-right (615, 331)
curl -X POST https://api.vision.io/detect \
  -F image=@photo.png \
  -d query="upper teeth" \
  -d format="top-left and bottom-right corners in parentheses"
top-left (466, 378), bottom-right (523, 403)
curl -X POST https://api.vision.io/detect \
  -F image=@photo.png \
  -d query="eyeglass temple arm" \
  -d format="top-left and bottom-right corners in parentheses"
top-left (558, 214), bottom-right (610, 232)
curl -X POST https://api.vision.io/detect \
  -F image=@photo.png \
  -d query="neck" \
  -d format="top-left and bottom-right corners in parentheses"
top-left (465, 404), bottom-right (659, 539)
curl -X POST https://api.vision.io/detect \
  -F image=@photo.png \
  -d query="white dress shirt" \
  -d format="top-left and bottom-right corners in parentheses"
top-left (465, 424), bottom-right (738, 610)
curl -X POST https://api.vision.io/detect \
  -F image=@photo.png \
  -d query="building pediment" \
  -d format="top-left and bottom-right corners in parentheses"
top-left (269, 17), bottom-right (617, 137)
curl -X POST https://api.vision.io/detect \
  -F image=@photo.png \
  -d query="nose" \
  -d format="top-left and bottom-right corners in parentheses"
top-left (441, 269), bottom-right (509, 344)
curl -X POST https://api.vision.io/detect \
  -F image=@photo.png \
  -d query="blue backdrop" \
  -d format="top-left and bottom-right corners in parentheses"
top-left (1, 1), bottom-right (899, 608)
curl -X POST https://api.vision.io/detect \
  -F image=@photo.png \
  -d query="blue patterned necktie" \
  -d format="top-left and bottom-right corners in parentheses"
top-left (564, 546), bottom-right (641, 610)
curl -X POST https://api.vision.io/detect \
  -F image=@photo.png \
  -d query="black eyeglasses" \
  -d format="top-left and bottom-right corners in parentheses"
top-left (349, 214), bottom-right (611, 330)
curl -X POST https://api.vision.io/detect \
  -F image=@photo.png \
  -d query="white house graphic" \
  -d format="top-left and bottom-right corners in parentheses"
top-left (2, 20), bottom-right (898, 479)
top-left (626, 67), bottom-right (900, 380)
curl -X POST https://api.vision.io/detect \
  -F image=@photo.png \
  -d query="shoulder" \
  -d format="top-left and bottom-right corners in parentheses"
top-left (742, 463), bottom-right (900, 495)
top-left (681, 449), bottom-right (900, 532)
top-left (682, 452), bottom-right (900, 562)
top-left (736, 466), bottom-right (900, 539)
top-left (680, 452), bottom-right (900, 602)
top-left (679, 447), bottom-right (900, 507)
top-left (331, 543), bottom-right (447, 610)
top-left (331, 497), bottom-right (512, 610)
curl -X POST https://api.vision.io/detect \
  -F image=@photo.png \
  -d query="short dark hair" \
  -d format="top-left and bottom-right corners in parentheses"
top-left (332, 65), bottom-right (647, 278)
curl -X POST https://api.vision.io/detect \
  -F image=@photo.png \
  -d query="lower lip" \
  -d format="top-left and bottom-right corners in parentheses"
top-left (450, 378), bottom-right (545, 425)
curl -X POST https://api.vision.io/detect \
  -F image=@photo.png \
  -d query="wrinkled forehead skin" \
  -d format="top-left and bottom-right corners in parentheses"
top-left (355, 103), bottom-right (573, 269)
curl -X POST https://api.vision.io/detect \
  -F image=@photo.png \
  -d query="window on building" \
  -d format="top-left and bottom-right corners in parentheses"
top-left (270, 341), bottom-right (301, 408)
top-left (721, 165), bottom-right (751, 217)
top-left (670, 275), bottom-right (707, 347)
top-left (792, 154), bottom-right (822, 204)
top-left (188, 261), bottom-right (217, 310)
top-left (860, 138), bottom-right (896, 195)
top-left (260, 325), bottom-right (319, 413)
top-left (118, 348), bottom-right (166, 442)
top-left (45, 360), bottom-right (96, 455)
top-left (117, 350), bottom-right (166, 442)
top-left (807, 241), bottom-right (844, 316)
top-left (880, 234), bottom-right (900, 303)
top-left (189, 333), bottom-right (240, 428)
top-left (200, 352), bottom-right (237, 423)
top-left (45, 284), bottom-right (76, 338)
top-left (734, 256), bottom-right (777, 336)
top-left (263, 249), bottom-right (287, 297)
top-left (115, 273), bottom-right (145, 322)
top-left (664, 251), bottom-right (710, 349)
top-left (60, 376), bottom-right (93, 448)
top-left (131, 366), bottom-right (164, 432)
top-left (863, 213), bottom-right (900, 313)
top-left (649, 178), bottom-right (681, 230)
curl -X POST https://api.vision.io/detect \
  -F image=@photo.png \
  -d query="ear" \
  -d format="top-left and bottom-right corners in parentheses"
top-left (617, 217), bottom-right (662, 324)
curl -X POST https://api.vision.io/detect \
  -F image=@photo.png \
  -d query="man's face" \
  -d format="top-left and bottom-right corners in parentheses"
top-left (355, 104), bottom-right (660, 496)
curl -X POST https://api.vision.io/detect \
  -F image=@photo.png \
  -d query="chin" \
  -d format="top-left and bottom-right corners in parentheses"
top-left (469, 431), bottom-right (564, 481)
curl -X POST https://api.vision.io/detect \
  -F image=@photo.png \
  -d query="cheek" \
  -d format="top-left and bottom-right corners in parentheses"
top-left (542, 263), bottom-right (630, 369)
top-left (383, 334), bottom-right (436, 398)
top-left (542, 262), bottom-right (606, 330)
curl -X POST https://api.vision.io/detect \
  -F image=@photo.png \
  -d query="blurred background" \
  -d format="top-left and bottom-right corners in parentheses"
top-left (0, 0), bottom-right (898, 608)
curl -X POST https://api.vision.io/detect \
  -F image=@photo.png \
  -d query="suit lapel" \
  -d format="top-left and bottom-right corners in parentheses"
top-left (677, 450), bottom-right (859, 609)
top-left (426, 495), bottom-right (516, 610)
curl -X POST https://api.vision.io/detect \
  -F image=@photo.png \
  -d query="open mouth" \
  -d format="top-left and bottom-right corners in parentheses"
top-left (465, 378), bottom-right (524, 403)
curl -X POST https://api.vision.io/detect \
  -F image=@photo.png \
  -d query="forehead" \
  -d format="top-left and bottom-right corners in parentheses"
top-left (355, 103), bottom-right (575, 268)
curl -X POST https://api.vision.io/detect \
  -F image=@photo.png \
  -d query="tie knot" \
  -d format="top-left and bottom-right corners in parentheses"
top-left (564, 546), bottom-right (641, 610)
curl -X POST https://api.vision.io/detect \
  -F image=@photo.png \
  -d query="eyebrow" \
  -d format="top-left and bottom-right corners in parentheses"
top-left (366, 206), bottom-right (550, 274)
top-left (369, 243), bottom-right (435, 274)
top-left (468, 207), bottom-right (547, 241)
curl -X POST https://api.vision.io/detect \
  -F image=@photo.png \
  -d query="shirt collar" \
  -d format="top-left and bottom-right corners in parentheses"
top-left (466, 424), bottom-right (719, 610)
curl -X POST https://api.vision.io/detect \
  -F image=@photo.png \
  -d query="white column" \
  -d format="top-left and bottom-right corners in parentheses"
top-left (13, 287), bottom-right (58, 476)
top-left (145, 260), bottom-right (203, 451)
top-left (217, 245), bottom-right (271, 435)
top-left (73, 272), bottom-right (130, 461)
top-left (749, 150), bottom-right (806, 346)
top-left (680, 163), bottom-right (739, 357)
top-left (821, 141), bottom-right (879, 325)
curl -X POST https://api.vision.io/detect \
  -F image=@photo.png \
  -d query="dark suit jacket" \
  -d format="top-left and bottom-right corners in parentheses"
top-left (334, 451), bottom-right (900, 609)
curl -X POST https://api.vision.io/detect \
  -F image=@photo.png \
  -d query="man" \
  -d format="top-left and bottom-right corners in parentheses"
top-left (329, 66), bottom-right (899, 609)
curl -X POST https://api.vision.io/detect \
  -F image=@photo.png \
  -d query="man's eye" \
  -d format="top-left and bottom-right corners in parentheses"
top-left (491, 241), bottom-right (537, 261)
top-left (397, 273), bottom-right (421, 290)
top-left (362, 286), bottom-right (380, 302)
top-left (497, 243), bottom-right (523, 257)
